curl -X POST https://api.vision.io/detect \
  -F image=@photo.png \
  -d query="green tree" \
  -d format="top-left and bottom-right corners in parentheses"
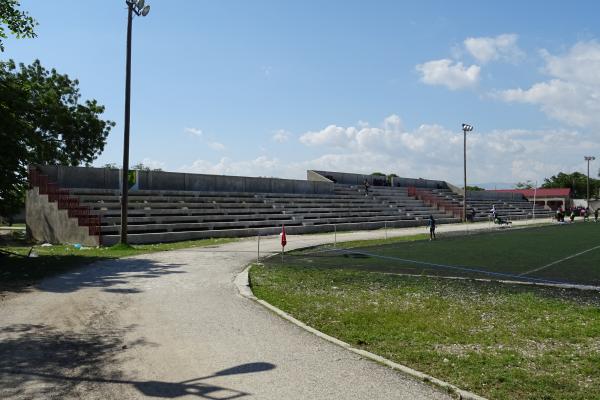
top-left (515, 180), bottom-right (535, 189)
top-left (465, 185), bottom-right (485, 191)
top-left (131, 163), bottom-right (162, 172)
top-left (0, 60), bottom-right (115, 217)
top-left (0, 0), bottom-right (37, 51)
top-left (542, 172), bottom-right (600, 199)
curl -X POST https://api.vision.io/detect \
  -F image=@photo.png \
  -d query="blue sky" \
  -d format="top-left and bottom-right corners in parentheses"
top-left (4, 0), bottom-right (600, 186)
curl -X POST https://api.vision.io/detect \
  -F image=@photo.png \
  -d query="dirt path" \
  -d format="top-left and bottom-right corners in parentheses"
top-left (0, 221), bottom-right (538, 399)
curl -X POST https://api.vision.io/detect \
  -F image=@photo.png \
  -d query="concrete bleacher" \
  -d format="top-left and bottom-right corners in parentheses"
top-left (27, 166), bottom-right (553, 246)
top-left (426, 188), bottom-right (553, 220)
top-left (67, 185), bottom-right (457, 245)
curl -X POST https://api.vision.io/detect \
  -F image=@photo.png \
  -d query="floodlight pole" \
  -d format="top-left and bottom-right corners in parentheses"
top-left (585, 156), bottom-right (596, 206)
top-left (120, 0), bottom-right (150, 245)
top-left (461, 124), bottom-right (473, 222)
top-left (463, 128), bottom-right (467, 222)
top-left (120, 3), bottom-right (133, 245)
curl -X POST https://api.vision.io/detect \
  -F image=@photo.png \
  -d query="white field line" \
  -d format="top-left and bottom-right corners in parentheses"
top-left (519, 244), bottom-right (600, 277)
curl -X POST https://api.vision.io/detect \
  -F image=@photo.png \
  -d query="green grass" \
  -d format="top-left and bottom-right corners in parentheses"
top-left (251, 223), bottom-right (600, 399)
top-left (250, 264), bottom-right (600, 400)
top-left (283, 223), bottom-right (600, 286)
top-left (0, 238), bottom-right (237, 292)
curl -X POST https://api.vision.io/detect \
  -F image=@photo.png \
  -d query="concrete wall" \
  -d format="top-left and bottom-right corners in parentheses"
top-left (307, 170), bottom-right (333, 183)
top-left (446, 182), bottom-right (464, 197)
top-left (467, 190), bottom-right (526, 201)
top-left (38, 165), bottom-right (120, 189)
top-left (308, 170), bottom-right (447, 189)
top-left (35, 165), bottom-right (334, 194)
top-left (26, 187), bottom-right (99, 246)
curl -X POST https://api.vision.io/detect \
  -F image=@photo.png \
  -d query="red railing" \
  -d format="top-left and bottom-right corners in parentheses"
top-left (29, 167), bottom-right (102, 244)
top-left (408, 186), bottom-right (464, 220)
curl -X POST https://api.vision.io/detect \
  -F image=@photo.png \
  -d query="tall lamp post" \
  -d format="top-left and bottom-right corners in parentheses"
top-left (120, 0), bottom-right (150, 245)
top-left (584, 156), bottom-right (596, 206)
top-left (461, 123), bottom-right (474, 222)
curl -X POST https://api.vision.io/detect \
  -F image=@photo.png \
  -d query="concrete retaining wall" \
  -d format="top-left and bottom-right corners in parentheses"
top-left (26, 187), bottom-right (99, 246)
top-left (35, 165), bottom-right (334, 194)
top-left (468, 190), bottom-right (526, 201)
top-left (308, 170), bottom-right (447, 189)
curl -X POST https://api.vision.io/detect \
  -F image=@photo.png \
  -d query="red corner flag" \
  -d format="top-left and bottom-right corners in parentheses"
top-left (280, 225), bottom-right (287, 248)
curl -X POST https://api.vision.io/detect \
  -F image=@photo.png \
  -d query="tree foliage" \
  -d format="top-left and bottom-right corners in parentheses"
top-left (0, 0), bottom-right (37, 51)
top-left (465, 185), bottom-right (485, 191)
top-left (515, 180), bottom-right (535, 189)
top-left (0, 60), bottom-right (115, 216)
top-left (542, 172), bottom-right (600, 199)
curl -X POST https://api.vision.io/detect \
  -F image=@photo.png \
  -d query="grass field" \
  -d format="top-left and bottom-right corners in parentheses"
top-left (280, 222), bottom-right (600, 286)
top-left (251, 223), bottom-right (600, 400)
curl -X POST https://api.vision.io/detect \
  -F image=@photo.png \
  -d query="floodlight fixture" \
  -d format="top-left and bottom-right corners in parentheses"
top-left (137, 0), bottom-right (145, 9)
top-left (462, 123), bottom-right (474, 132)
top-left (141, 5), bottom-right (150, 16)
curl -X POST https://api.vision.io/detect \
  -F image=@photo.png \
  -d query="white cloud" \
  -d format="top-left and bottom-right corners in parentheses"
top-left (180, 115), bottom-right (600, 186)
top-left (272, 129), bottom-right (292, 143)
top-left (416, 59), bottom-right (480, 90)
top-left (464, 34), bottom-right (524, 64)
top-left (184, 127), bottom-right (203, 137)
top-left (297, 115), bottom-right (600, 184)
top-left (208, 141), bottom-right (226, 151)
top-left (181, 156), bottom-right (282, 177)
top-left (495, 41), bottom-right (600, 128)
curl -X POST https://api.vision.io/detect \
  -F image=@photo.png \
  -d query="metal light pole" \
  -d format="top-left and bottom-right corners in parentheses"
top-left (584, 156), bottom-right (596, 206)
top-left (120, 0), bottom-right (150, 245)
top-left (461, 123), bottom-right (474, 222)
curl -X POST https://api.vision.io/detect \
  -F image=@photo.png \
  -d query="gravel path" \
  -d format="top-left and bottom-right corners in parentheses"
top-left (0, 221), bottom-right (539, 399)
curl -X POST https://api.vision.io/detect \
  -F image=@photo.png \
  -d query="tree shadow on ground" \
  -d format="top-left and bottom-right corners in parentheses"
top-left (37, 257), bottom-right (187, 294)
top-left (2, 257), bottom-right (186, 295)
top-left (0, 324), bottom-right (275, 399)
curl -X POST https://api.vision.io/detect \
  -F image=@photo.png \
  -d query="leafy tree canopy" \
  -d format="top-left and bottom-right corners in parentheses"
top-left (0, 0), bottom-right (37, 51)
top-left (515, 180), bottom-right (535, 189)
top-left (100, 163), bottom-right (163, 172)
top-left (0, 60), bottom-right (115, 216)
top-left (542, 171), bottom-right (600, 199)
top-left (465, 185), bottom-right (485, 191)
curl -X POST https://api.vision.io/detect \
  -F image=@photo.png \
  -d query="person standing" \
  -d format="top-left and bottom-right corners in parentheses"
top-left (595, 208), bottom-right (599, 223)
top-left (428, 215), bottom-right (436, 241)
top-left (363, 179), bottom-right (370, 197)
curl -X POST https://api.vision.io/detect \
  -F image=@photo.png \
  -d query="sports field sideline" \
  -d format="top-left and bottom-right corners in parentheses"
top-left (272, 222), bottom-right (600, 287)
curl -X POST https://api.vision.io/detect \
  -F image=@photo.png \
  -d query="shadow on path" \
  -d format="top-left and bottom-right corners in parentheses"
top-left (0, 324), bottom-right (275, 399)
top-left (37, 257), bottom-right (186, 294)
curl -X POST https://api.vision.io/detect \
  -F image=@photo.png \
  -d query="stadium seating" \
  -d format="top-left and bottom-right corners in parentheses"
top-left (65, 185), bottom-right (460, 245)
top-left (425, 188), bottom-right (554, 220)
top-left (28, 167), bottom-right (552, 245)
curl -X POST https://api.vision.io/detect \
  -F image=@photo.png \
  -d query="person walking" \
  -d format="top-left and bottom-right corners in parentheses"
top-left (428, 214), bottom-right (436, 241)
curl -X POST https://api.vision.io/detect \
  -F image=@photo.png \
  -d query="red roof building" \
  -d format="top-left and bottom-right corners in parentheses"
top-left (492, 188), bottom-right (571, 210)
